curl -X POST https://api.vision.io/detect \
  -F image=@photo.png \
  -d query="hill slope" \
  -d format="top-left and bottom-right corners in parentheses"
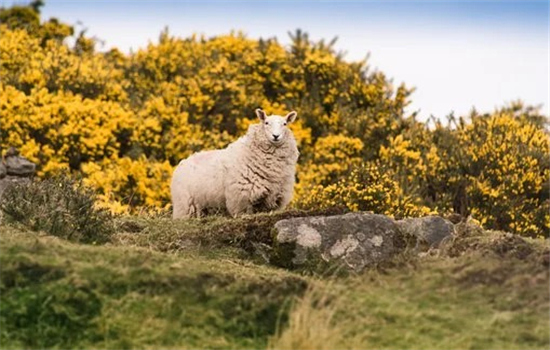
top-left (1, 215), bottom-right (549, 349)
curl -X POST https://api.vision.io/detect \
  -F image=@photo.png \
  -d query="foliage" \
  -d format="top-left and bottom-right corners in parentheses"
top-left (438, 110), bottom-right (550, 237)
top-left (0, 85), bottom-right (133, 176)
top-left (82, 155), bottom-right (173, 213)
top-left (0, 174), bottom-right (114, 243)
top-left (0, 3), bottom-right (548, 236)
top-left (298, 162), bottom-right (433, 218)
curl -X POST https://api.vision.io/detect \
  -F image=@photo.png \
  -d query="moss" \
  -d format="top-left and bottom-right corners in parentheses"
top-left (112, 208), bottom-right (347, 256)
top-left (269, 240), bottom-right (297, 269)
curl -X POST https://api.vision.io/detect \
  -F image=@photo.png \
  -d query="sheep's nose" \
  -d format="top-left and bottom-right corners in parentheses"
top-left (272, 134), bottom-right (280, 140)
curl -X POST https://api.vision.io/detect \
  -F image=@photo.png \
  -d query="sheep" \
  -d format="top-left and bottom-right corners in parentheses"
top-left (171, 109), bottom-right (299, 219)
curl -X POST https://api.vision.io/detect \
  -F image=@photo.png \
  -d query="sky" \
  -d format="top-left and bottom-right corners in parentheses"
top-left (6, 0), bottom-right (549, 119)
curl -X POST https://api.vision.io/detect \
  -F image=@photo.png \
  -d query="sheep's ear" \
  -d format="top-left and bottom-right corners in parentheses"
top-left (285, 111), bottom-right (297, 124)
top-left (255, 109), bottom-right (267, 122)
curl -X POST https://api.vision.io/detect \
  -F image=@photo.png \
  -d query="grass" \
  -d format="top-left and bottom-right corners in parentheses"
top-left (271, 250), bottom-right (549, 350)
top-left (0, 225), bottom-right (308, 349)
top-left (1, 214), bottom-right (548, 349)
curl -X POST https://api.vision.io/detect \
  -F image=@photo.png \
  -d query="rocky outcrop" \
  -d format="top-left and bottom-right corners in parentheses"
top-left (0, 147), bottom-right (36, 198)
top-left (275, 213), bottom-right (408, 271)
top-left (396, 216), bottom-right (455, 251)
top-left (273, 212), bottom-right (455, 272)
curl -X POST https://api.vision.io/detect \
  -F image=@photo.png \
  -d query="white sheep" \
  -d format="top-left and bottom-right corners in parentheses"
top-left (171, 109), bottom-right (299, 219)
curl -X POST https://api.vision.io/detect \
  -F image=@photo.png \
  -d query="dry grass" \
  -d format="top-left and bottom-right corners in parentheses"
top-left (268, 285), bottom-right (346, 350)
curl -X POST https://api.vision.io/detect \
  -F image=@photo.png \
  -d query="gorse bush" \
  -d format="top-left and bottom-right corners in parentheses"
top-left (0, 174), bottom-right (114, 243)
top-left (298, 162), bottom-right (433, 219)
top-left (0, 3), bottom-right (548, 237)
top-left (439, 111), bottom-right (549, 237)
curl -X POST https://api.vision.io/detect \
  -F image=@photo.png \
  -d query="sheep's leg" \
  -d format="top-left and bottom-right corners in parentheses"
top-left (277, 191), bottom-right (292, 211)
top-left (226, 195), bottom-right (252, 217)
top-left (173, 194), bottom-right (201, 219)
top-left (173, 202), bottom-right (190, 219)
top-left (275, 180), bottom-right (294, 211)
top-left (172, 192), bottom-right (188, 219)
top-left (227, 200), bottom-right (251, 217)
top-left (256, 195), bottom-right (285, 214)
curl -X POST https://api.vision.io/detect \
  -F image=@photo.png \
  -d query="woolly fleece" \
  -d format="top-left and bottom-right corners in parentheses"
top-left (171, 112), bottom-right (299, 218)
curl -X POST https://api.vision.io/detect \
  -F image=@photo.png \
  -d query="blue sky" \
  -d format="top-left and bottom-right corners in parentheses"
top-left (5, 0), bottom-right (549, 119)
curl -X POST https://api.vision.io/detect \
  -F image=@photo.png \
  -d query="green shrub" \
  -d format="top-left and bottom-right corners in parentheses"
top-left (0, 174), bottom-right (114, 243)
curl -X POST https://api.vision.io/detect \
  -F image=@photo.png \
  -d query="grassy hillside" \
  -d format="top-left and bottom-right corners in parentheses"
top-left (1, 214), bottom-right (548, 350)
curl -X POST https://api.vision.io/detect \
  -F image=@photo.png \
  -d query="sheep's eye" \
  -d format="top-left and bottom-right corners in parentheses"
top-left (265, 122), bottom-right (269, 125)
top-left (283, 123), bottom-right (287, 126)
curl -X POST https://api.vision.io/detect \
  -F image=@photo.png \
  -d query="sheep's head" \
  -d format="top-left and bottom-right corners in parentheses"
top-left (255, 109), bottom-right (297, 146)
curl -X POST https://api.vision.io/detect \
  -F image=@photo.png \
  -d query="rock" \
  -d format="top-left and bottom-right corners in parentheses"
top-left (274, 212), bottom-right (407, 271)
top-left (5, 149), bottom-right (36, 177)
top-left (0, 147), bottom-right (36, 200)
top-left (0, 162), bottom-right (6, 179)
top-left (396, 216), bottom-right (454, 250)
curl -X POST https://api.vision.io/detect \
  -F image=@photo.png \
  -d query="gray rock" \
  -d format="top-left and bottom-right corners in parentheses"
top-left (0, 147), bottom-right (36, 201)
top-left (396, 216), bottom-right (454, 250)
top-left (4, 151), bottom-right (35, 177)
top-left (274, 212), bottom-right (407, 271)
